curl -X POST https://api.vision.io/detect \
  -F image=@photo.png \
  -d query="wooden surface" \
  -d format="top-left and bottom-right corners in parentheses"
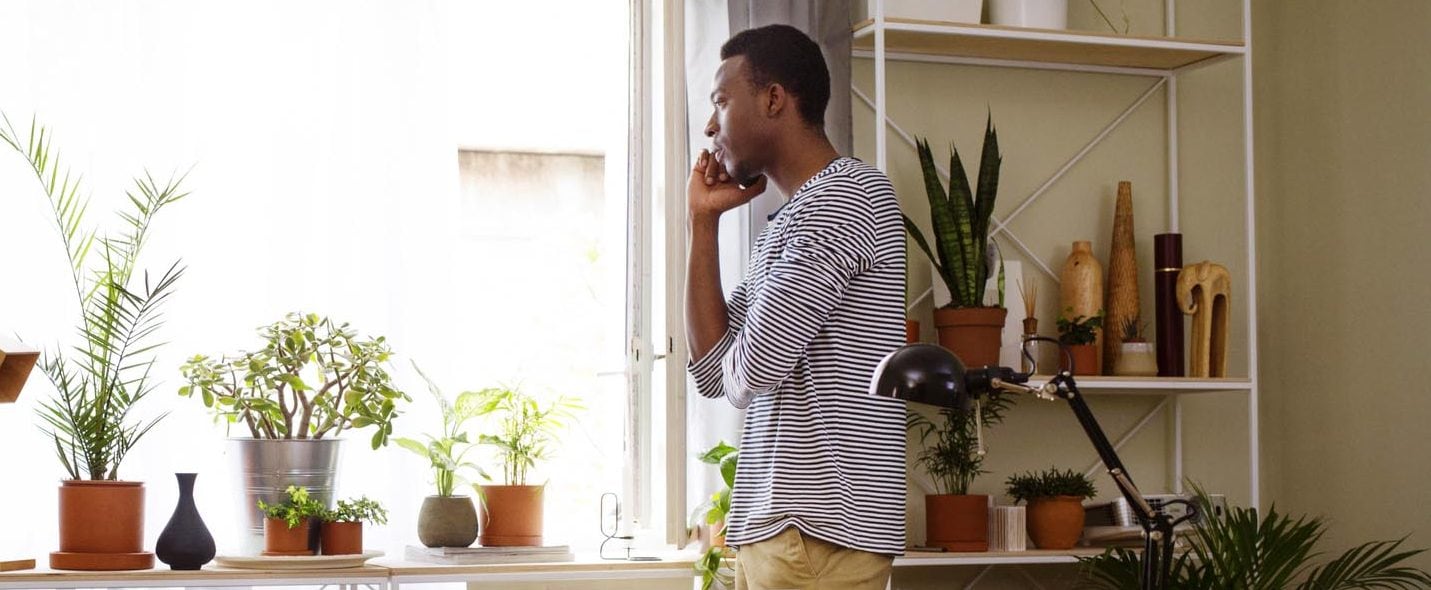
top-left (381, 555), bottom-right (697, 577)
top-left (1104, 181), bottom-right (1141, 373)
top-left (0, 560), bottom-right (33, 573)
top-left (0, 564), bottom-right (390, 583)
top-left (852, 18), bottom-right (1243, 70)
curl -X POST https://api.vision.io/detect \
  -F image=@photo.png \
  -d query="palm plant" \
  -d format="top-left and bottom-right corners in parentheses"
top-left (394, 361), bottom-right (489, 496)
top-left (903, 114), bottom-right (1004, 310)
top-left (471, 385), bottom-right (581, 486)
top-left (1077, 491), bottom-right (1431, 589)
top-left (907, 389), bottom-right (1015, 495)
top-left (1, 113), bottom-right (187, 481)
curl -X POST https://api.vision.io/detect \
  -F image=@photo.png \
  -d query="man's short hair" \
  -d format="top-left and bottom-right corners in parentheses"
top-left (720, 24), bottom-right (830, 128)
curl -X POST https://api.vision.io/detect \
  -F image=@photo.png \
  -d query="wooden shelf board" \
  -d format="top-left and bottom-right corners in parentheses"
top-left (895, 548), bottom-right (1104, 566)
top-left (1025, 375), bottom-right (1253, 395)
top-left (853, 18), bottom-right (1244, 70)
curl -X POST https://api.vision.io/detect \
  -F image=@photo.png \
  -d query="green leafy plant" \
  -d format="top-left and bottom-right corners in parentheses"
top-left (691, 441), bottom-right (738, 590)
top-left (1005, 467), bottom-right (1097, 503)
top-left (903, 114), bottom-right (1004, 310)
top-left (178, 312), bottom-right (411, 449)
top-left (471, 385), bottom-right (581, 486)
top-left (324, 496), bottom-right (388, 525)
top-left (1057, 308), bottom-right (1104, 346)
top-left (258, 485), bottom-right (325, 529)
top-left (394, 361), bottom-right (488, 496)
top-left (907, 390), bottom-right (1016, 495)
top-left (1077, 490), bottom-right (1431, 589)
top-left (1, 113), bottom-right (188, 481)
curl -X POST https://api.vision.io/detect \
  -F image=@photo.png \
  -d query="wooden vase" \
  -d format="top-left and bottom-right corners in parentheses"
top-left (1104, 182), bottom-right (1141, 373)
top-left (1060, 241), bottom-right (1104, 367)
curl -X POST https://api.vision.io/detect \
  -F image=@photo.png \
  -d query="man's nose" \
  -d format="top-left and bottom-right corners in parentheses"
top-left (705, 114), bottom-right (717, 138)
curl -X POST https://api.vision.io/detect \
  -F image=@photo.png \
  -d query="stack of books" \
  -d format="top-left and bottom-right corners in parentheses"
top-left (405, 545), bottom-right (575, 565)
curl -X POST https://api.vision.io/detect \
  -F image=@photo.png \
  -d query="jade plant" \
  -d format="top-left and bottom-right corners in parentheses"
top-left (903, 114), bottom-right (1005, 310)
top-left (259, 485), bottom-right (325, 529)
top-left (394, 361), bottom-right (488, 496)
top-left (692, 441), bottom-right (738, 590)
top-left (1005, 467), bottom-right (1097, 503)
top-left (179, 313), bottom-right (411, 449)
top-left (2, 113), bottom-right (189, 481)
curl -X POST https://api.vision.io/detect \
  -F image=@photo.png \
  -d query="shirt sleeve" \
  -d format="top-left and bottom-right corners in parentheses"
top-left (687, 280), bottom-right (749, 400)
top-left (714, 198), bottom-right (876, 408)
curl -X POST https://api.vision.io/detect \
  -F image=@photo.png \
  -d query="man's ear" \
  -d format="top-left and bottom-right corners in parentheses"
top-left (764, 83), bottom-right (789, 119)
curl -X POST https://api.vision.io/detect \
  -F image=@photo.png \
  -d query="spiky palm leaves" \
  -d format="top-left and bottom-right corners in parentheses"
top-left (1, 113), bottom-right (187, 480)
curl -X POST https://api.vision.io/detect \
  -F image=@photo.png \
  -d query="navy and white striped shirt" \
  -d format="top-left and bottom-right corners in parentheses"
top-left (688, 157), bottom-right (907, 556)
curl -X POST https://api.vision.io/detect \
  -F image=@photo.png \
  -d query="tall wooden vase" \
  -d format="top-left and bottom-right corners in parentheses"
top-left (1060, 241), bottom-right (1104, 372)
top-left (1104, 181), bottom-right (1141, 373)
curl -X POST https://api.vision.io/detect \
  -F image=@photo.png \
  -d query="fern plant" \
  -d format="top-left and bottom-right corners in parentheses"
top-left (1, 113), bottom-right (187, 481)
top-left (903, 114), bottom-right (1004, 309)
top-left (1077, 491), bottom-right (1431, 590)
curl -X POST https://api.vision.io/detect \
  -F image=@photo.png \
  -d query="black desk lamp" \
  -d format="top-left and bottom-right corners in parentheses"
top-left (872, 338), bottom-right (1197, 590)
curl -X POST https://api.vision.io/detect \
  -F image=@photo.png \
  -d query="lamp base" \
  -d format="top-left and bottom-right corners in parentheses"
top-left (0, 558), bottom-right (35, 572)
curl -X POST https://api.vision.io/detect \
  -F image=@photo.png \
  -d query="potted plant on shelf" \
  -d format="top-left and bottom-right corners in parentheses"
top-left (471, 385), bottom-right (581, 547)
top-left (258, 485), bottom-right (325, 556)
top-left (320, 496), bottom-right (387, 555)
top-left (1057, 308), bottom-right (1103, 376)
top-left (1112, 317), bottom-right (1158, 377)
top-left (179, 312), bottom-right (410, 552)
top-left (1078, 489), bottom-right (1431, 588)
top-left (908, 387), bottom-right (1015, 551)
top-left (691, 441), bottom-right (738, 590)
top-left (1005, 467), bottom-right (1097, 550)
top-left (394, 362), bottom-right (487, 548)
top-left (2, 114), bottom-right (189, 571)
top-left (904, 115), bottom-right (1007, 368)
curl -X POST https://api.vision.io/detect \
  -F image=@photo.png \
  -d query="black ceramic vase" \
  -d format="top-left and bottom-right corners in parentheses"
top-left (155, 473), bottom-right (217, 570)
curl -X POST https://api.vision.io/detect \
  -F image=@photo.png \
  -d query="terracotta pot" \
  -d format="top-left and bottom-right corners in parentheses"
top-left (933, 307), bottom-right (1007, 368)
top-left (1026, 496), bottom-right (1086, 550)
top-left (320, 521), bottom-right (363, 555)
top-left (1060, 343), bottom-right (1099, 376)
top-left (711, 518), bottom-right (726, 550)
top-left (478, 485), bottom-right (544, 546)
top-left (925, 494), bottom-right (988, 552)
top-left (905, 319), bottom-right (921, 344)
top-left (418, 495), bottom-right (478, 547)
top-left (263, 517), bottom-right (315, 556)
top-left (51, 480), bottom-right (153, 571)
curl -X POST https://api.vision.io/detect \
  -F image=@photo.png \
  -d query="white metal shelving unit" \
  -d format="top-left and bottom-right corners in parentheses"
top-left (854, 0), bottom-right (1259, 576)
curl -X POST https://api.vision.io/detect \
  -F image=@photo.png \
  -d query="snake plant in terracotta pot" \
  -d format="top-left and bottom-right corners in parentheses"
top-left (3, 114), bottom-right (189, 571)
top-left (904, 114), bottom-right (1006, 368)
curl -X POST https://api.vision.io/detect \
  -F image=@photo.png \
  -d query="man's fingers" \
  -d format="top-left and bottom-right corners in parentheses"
top-left (693, 149), bottom-right (709, 173)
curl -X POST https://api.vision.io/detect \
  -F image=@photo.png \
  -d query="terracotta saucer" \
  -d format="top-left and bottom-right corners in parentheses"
top-left (49, 551), bottom-right (154, 571)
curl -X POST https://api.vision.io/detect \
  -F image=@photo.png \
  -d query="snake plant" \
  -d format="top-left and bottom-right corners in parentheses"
top-left (904, 114), bottom-right (1003, 309)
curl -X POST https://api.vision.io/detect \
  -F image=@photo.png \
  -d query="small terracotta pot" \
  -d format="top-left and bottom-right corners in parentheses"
top-left (711, 518), bottom-right (726, 550)
top-left (320, 521), bottom-right (363, 555)
top-left (52, 480), bottom-right (153, 570)
top-left (478, 485), bottom-right (544, 546)
top-left (905, 319), bottom-right (921, 344)
top-left (1060, 343), bottom-right (1099, 376)
top-left (263, 517), bottom-right (315, 556)
top-left (934, 307), bottom-right (1007, 368)
top-left (1026, 496), bottom-right (1086, 550)
top-left (925, 494), bottom-right (988, 552)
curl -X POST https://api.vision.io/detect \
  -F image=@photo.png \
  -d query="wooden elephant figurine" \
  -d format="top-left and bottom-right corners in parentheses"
top-left (1176, 261), bottom-right (1231, 378)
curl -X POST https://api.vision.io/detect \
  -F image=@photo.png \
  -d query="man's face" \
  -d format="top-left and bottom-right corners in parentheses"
top-left (706, 56), bottom-right (768, 185)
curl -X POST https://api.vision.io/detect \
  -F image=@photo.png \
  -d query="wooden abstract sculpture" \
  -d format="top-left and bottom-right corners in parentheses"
top-left (0, 337), bottom-right (39, 404)
top-left (1175, 262), bottom-right (1231, 378)
top-left (1104, 181), bottom-right (1140, 374)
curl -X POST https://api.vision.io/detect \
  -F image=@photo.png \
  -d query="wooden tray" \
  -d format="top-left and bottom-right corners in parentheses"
top-left (214, 550), bottom-right (383, 570)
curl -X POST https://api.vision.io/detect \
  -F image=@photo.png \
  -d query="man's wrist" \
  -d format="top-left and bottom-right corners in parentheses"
top-left (688, 211), bottom-right (722, 232)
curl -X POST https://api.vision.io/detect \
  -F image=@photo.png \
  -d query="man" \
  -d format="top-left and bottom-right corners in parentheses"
top-left (685, 24), bottom-right (907, 590)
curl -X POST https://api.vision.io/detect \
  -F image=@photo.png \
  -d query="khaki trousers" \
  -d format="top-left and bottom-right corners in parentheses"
top-left (734, 527), bottom-right (893, 590)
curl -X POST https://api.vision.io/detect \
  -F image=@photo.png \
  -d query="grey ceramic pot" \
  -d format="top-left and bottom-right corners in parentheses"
top-left (418, 495), bottom-right (478, 547)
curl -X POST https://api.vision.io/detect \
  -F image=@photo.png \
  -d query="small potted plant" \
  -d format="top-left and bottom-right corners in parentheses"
top-left (472, 385), bottom-right (582, 547)
top-left (320, 496), bottom-right (387, 555)
top-left (258, 485), bottom-right (325, 556)
top-left (1005, 467), bottom-right (1097, 550)
top-left (394, 362), bottom-right (487, 548)
top-left (908, 388), bottom-right (1016, 552)
top-left (1057, 308), bottom-right (1103, 376)
top-left (691, 441), bottom-right (737, 590)
top-left (1112, 317), bottom-right (1158, 376)
top-left (904, 116), bottom-right (1007, 368)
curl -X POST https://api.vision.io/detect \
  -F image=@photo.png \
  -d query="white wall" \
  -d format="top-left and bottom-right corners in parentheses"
top-left (0, 0), bottom-right (629, 560)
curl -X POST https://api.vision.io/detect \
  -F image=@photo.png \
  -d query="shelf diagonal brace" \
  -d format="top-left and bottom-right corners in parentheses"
top-left (963, 564), bottom-right (996, 590)
top-left (1081, 395), bottom-right (1171, 480)
top-left (1015, 566), bottom-right (1051, 590)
